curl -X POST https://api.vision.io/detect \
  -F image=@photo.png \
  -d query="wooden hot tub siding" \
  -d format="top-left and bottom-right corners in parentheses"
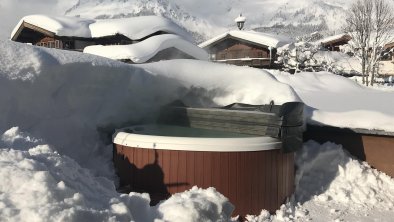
top-left (113, 144), bottom-right (294, 216)
top-left (304, 125), bottom-right (394, 177)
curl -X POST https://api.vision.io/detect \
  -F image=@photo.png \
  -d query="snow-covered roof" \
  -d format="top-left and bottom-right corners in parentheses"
top-left (11, 15), bottom-right (94, 39)
top-left (199, 30), bottom-right (292, 49)
top-left (11, 14), bottom-right (193, 42)
top-left (83, 34), bottom-right (208, 63)
top-left (318, 33), bottom-right (351, 45)
top-left (89, 16), bottom-right (192, 41)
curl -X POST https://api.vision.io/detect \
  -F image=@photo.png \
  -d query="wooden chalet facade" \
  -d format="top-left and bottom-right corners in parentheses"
top-left (210, 37), bottom-right (273, 67)
top-left (199, 31), bottom-right (290, 68)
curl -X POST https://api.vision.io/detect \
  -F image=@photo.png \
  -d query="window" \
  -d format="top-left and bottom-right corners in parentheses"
top-left (48, 41), bottom-right (54, 48)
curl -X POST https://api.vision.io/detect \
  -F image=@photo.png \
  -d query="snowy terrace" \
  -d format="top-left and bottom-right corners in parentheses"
top-left (0, 38), bottom-right (393, 221)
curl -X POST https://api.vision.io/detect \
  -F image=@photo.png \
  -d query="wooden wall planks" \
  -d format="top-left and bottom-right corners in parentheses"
top-left (114, 144), bottom-right (295, 216)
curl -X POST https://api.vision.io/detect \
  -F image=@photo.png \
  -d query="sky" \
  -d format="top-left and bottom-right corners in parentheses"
top-left (0, 0), bottom-right (77, 39)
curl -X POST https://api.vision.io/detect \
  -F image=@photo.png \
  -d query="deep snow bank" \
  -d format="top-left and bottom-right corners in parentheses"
top-left (247, 141), bottom-right (394, 222)
top-left (2, 39), bottom-right (394, 222)
top-left (0, 40), bottom-right (299, 177)
top-left (0, 127), bottom-right (233, 221)
top-left (271, 71), bottom-right (394, 132)
top-left (0, 40), bottom-right (299, 221)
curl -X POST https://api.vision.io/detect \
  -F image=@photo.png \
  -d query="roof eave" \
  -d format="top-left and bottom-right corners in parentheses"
top-left (11, 21), bottom-right (56, 41)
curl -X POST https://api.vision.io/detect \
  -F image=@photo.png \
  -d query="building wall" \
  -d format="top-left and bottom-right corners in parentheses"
top-left (215, 43), bottom-right (270, 60)
top-left (35, 36), bottom-right (63, 49)
top-left (322, 39), bottom-right (350, 52)
top-left (206, 38), bottom-right (275, 68)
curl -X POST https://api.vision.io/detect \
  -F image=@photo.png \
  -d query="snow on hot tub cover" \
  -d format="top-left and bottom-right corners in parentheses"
top-left (83, 34), bottom-right (208, 63)
top-left (11, 14), bottom-right (193, 41)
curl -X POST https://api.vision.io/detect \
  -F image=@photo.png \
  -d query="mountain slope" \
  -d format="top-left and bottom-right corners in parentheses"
top-left (65, 0), bottom-right (352, 42)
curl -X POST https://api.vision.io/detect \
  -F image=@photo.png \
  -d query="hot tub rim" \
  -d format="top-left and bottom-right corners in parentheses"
top-left (113, 124), bottom-right (282, 152)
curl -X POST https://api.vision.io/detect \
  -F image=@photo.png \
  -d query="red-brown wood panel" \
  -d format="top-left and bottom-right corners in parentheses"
top-left (271, 151), bottom-right (279, 212)
top-left (186, 151), bottom-right (195, 190)
top-left (250, 151), bottom-right (260, 214)
top-left (195, 152), bottom-right (204, 187)
top-left (228, 153), bottom-right (238, 209)
top-left (113, 145), bottom-right (295, 217)
top-left (178, 151), bottom-right (188, 192)
top-left (211, 152), bottom-right (221, 190)
top-left (203, 152), bottom-right (212, 188)
top-left (277, 151), bottom-right (284, 205)
top-left (220, 153), bottom-right (229, 197)
top-left (237, 152), bottom-right (246, 215)
top-left (168, 150), bottom-right (179, 194)
top-left (162, 149), bottom-right (171, 186)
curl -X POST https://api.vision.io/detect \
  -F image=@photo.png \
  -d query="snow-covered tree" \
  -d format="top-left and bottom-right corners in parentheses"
top-left (345, 0), bottom-right (394, 86)
top-left (276, 42), bottom-right (323, 73)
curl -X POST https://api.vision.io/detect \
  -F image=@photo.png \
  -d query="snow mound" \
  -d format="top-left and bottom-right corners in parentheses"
top-left (84, 34), bottom-right (208, 63)
top-left (245, 141), bottom-right (394, 222)
top-left (313, 50), bottom-right (361, 74)
top-left (0, 39), bottom-right (299, 176)
top-left (272, 71), bottom-right (394, 132)
top-left (0, 128), bottom-right (132, 221)
top-left (156, 186), bottom-right (234, 222)
top-left (140, 60), bottom-right (300, 106)
top-left (296, 141), bottom-right (394, 208)
top-left (0, 127), bottom-right (234, 222)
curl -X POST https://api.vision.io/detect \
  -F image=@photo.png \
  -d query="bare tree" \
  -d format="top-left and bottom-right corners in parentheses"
top-left (345, 0), bottom-right (394, 86)
top-left (369, 0), bottom-right (394, 85)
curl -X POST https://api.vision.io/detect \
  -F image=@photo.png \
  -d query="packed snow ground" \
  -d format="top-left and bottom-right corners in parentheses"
top-left (1, 40), bottom-right (394, 221)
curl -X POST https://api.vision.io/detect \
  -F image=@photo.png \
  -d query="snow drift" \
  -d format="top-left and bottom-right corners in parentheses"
top-left (247, 141), bottom-right (394, 222)
top-left (271, 71), bottom-right (394, 132)
top-left (0, 39), bottom-right (299, 221)
top-left (1, 39), bottom-right (394, 222)
top-left (0, 39), bottom-right (298, 177)
top-left (0, 127), bottom-right (234, 221)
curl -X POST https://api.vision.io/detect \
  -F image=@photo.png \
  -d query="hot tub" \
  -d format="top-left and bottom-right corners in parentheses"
top-left (113, 124), bottom-right (295, 216)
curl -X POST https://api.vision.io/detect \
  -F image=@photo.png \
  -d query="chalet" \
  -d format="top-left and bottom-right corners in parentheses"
top-left (10, 15), bottom-right (207, 63)
top-left (199, 15), bottom-right (291, 68)
top-left (199, 30), bottom-right (291, 68)
top-left (319, 33), bottom-right (352, 51)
